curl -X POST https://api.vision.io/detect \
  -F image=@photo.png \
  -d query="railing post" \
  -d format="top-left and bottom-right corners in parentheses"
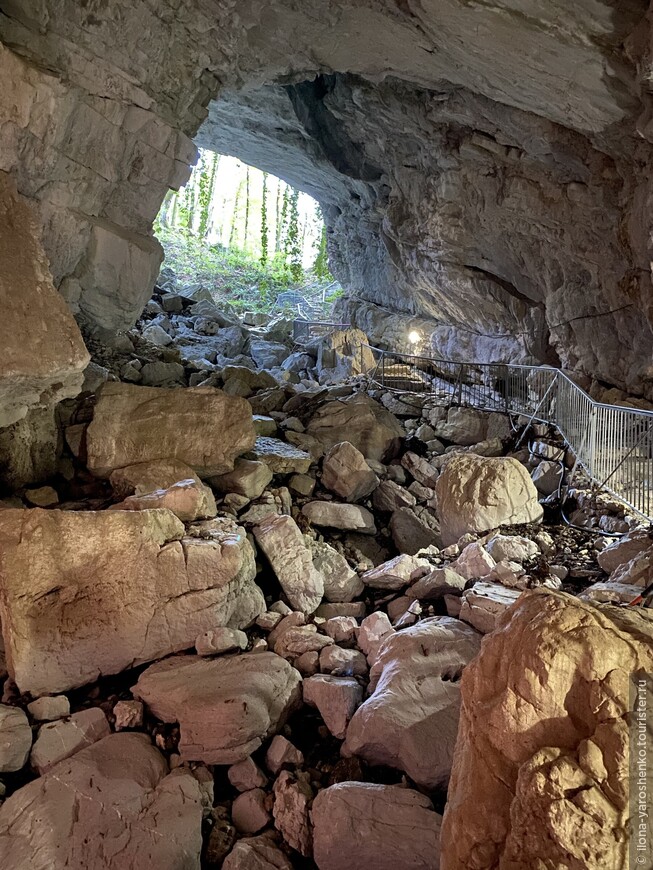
top-left (588, 404), bottom-right (598, 479)
top-left (381, 352), bottom-right (385, 388)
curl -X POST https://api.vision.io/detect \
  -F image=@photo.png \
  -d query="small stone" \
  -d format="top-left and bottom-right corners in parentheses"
top-left (288, 473), bottom-right (315, 497)
top-left (408, 567), bottom-right (467, 600)
top-left (222, 832), bottom-right (292, 869)
top-left (195, 627), bottom-right (248, 657)
top-left (455, 542), bottom-right (496, 580)
top-left (303, 675), bottom-right (363, 739)
top-left (228, 756), bottom-right (268, 792)
top-left (113, 700), bottom-right (144, 731)
top-left (319, 646), bottom-right (368, 677)
top-left (323, 617), bottom-right (358, 645)
top-left (256, 611), bottom-right (284, 632)
top-left (24, 486), bottom-right (58, 507)
top-left (27, 695), bottom-right (70, 722)
top-left (311, 540), bottom-right (363, 603)
top-left (485, 534), bottom-right (540, 563)
top-left (210, 459), bottom-right (273, 500)
top-left (294, 651), bottom-right (320, 676)
top-left (273, 626), bottom-right (334, 660)
top-left (459, 582), bottom-right (522, 633)
top-left (232, 788), bottom-right (271, 834)
top-left (362, 554), bottom-right (430, 591)
top-left (316, 602), bottom-right (367, 620)
top-left (266, 735), bottom-right (304, 775)
top-left (357, 612), bottom-right (394, 664)
top-left (0, 705), bottom-right (31, 773)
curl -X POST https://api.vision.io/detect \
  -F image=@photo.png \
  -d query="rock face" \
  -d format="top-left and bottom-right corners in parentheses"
top-left (441, 590), bottom-right (653, 870)
top-left (86, 383), bottom-right (255, 477)
top-left (436, 454), bottom-right (543, 546)
top-left (0, 733), bottom-right (204, 869)
top-left (0, 509), bottom-right (264, 695)
top-left (343, 617), bottom-right (481, 788)
top-left (133, 653), bottom-right (302, 764)
top-left (311, 782), bottom-right (441, 870)
top-left (0, 172), bottom-right (89, 429)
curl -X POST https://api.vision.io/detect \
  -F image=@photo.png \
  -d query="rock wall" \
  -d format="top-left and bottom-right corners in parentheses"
top-left (3, 1), bottom-right (653, 393)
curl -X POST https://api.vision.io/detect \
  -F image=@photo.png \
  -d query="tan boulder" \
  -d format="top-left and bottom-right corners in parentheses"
top-left (311, 782), bottom-right (441, 870)
top-left (272, 770), bottom-right (313, 856)
top-left (109, 459), bottom-right (202, 497)
top-left (310, 540), bottom-right (363, 603)
top-left (209, 458), bottom-right (273, 499)
top-left (302, 501), bottom-right (376, 533)
top-left (321, 441), bottom-right (379, 502)
top-left (303, 674), bottom-right (363, 738)
top-left (133, 652), bottom-right (302, 764)
top-left (222, 832), bottom-right (292, 870)
top-left (0, 733), bottom-right (203, 869)
top-left (436, 453), bottom-right (543, 546)
top-left (110, 478), bottom-right (217, 521)
top-left (459, 581), bottom-right (522, 633)
top-left (86, 382), bottom-right (255, 477)
top-left (0, 509), bottom-right (264, 695)
top-left (306, 394), bottom-right (403, 462)
top-left (0, 172), bottom-right (89, 428)
top-left (343, 617), bottom-right (481, 788)
top-left (441, 590), bottom-right (653, 870)
top-left (30, 708), bottom-right (110, 775)
top-left (597, 525), bottom-right (652, 574)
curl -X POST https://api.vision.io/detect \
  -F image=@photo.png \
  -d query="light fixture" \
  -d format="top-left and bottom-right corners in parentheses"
top-left (408, 330), bottom-right (421, 345)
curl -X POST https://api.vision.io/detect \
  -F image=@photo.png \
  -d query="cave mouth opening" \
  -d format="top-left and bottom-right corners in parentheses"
top-left (153, 149), bottom-right (341, 322)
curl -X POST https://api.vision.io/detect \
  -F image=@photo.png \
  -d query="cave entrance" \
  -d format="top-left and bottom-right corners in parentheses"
top-left (154, 149), bottom-right (341, 321)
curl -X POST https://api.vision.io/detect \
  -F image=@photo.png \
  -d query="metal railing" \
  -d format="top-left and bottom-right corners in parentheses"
top-left (292, 320), bottom-right (349, 343)
top-left (362, 345), bottom-right (653, 521)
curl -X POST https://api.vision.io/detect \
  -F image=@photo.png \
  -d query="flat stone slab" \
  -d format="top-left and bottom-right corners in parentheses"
top-left (250, 436), bottom-right (312, 474)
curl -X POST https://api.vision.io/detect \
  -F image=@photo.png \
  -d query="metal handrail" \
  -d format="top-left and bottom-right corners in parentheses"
top-left (360, 343), bottom-right (653, 521)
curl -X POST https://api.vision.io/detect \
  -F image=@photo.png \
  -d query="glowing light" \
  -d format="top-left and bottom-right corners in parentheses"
top-left (408, 330), bottom-right (421, 345)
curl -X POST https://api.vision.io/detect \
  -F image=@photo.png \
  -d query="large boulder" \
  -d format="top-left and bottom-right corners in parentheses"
top-left (343, 617), bottom-right (481, 788)
top-left (321, 441), bottom-right (379, 502)
top-left (86, 382), bottom-right (255, 477)
top-left (0, 509), bottom-right (264, 695)
top-left (310, 541), bottom-right (364, 603)
top-left (306, 394), bottom-right (403, 462)
top-left (0, 172), bottom-right (89, 429)
top-left (435, 454), bottom-right (543, 546)
top-left (311, 782), bottom-right (441, 870)
top-left (302, 501), bottom-right (376, 533)
top-left (109, 459), bottom-right (203, 498)
top-left (441, 590), bottom-right (653, 870)
top-left (253, 514), bottom-right (325, 615)
top-left (0, 733), bottom-right (203, 869)
top-left (133, 652), bottom-right (302, 764)
top-left (315, 328), bottom-right (376, 384)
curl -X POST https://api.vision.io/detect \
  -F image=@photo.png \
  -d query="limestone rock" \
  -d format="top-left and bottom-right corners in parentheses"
top-left (210, 459), bottom-right (273, 500)
top-left (253, 514), bottom-right (325, 615)
top-left (113, 700), bottom-right (144, 731)
top-left (232, 788), bottom-right (271, 834)
top-left (441, 591), bottom-right (653, 870)
top-left (362, 554), bottom-right (431, 591)
top-left (0, 705), bottom-right (31, 773)
top-left (0, 733), bottom-right (203, 869)
top-left (86, 382), bottom-right (255, 477)
top-left (303, 674), bottom-right (363, 739)
top-left (110, 478), bottom-right (217, 521)
top-left (323, 616), bottom-right (358, 644)
top-left (319, 645), bottom-right (368, 677)
top-left (30, 708), bottom-right (110, 775)
top-left (597, 526), bottom-right (652, 574)
top-left (222, 832), bottom-right (293, 870)
top-left (435, 407), bottom-right (487, 445)
top-left (0, 172), bottom-right (89, 429)
top-left (311, 782), bottom-right (441, 870)
top-left (272, 626), bottom-right (334, 660)
top-left (316, 328), bottom-right (375, 384)
top-left (27, 696), bottom-right (70, 722)
top-left (436, 454), bottom-right (543, 546)
top-left (408, 567), bottom-right (467, 600)
top-left (321, 441), bottom-right (379, 502)
top-left (251, 437), bottom-right (312, 474)
top-left (389, 506), bottom-right (442, 554)
top-left (133, 653), bottom-right (302, 764)
top-left (109, 459), bottom-right (202, 498)
top-left (306, 395), bottom-right (403, 462)
top-left (531, 459), bottom-right (563, 495)
top-left (272, 770), bottom-right (313, 856)
top-left (0, 509), bottom-right (264, 695)
top-left (265, 735), bottom-right (304, 775)
top-left (195, 627), bottom-right (248, 656)
top-left (343, 617), bottom-right (480, 788)
top-left (459, 581), bottom-right (522, 633)
top-left (454, 541), bottom-right (496, 580)
top-left (302, 501), bottom-right (376, 533)
top-left (357, 612), bottom-right (394, 665)
top-left (485, 534), bottom-right (540, 563)
top-left (310, 540), bottom-right (363, 603)
top-left (372, 479), bottom-right (417, 512)
top-left (401, 452), bottom-right (439, 488)
top-left (228, 756), bottom-right (268, 792)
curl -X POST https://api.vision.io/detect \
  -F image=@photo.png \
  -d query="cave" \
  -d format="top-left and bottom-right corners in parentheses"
top-left (0, 3), bottom-right (652, 869)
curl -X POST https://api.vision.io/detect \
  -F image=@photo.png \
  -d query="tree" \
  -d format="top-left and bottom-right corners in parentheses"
top-left (229, 177), bottom-right (244, 248)
top-left (286, 188), bottom-right (303, 282)
top-left (198, 152), bottom-right (219, 240)
top-left (260, 172), bottom-right (269, 265)
top-left (243, 167), bottom-right (251, 251)
top-left (313, 207), bottom-right (330, 279)
top-left (275, 181), bottom-right (284, 252)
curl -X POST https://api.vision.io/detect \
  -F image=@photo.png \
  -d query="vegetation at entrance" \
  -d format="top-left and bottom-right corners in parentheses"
top-left (156, 151), bottom-right (341, 316)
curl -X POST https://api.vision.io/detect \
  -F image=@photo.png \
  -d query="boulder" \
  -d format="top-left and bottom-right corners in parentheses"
top-left (0, 705), bottom-right (31, 773)
top-left (306, 394), bottom-right (403, 462)
top-left (436, 454), bottom-right (543, 546)
top-left (86, 382), bottom-right (255, 477)
top-left (401, 452), bottom-right (439, 488)
top-left (357, 612), bottom-right (394, 665)
top-left (250, 339), bottom-right (289, 369)
top-left (531, 459), bottom-right (563, 495)
top-left (228, 756), bottom-right (268, 792)
top-left (321, 442), bottom-right (379, 502)
top-left (459, 581), bottom-right (522, 633)
top-left (441, 591), bottom-right (653, 870)
top-left (597, 526), bottom-right (652, 574)
top-left (253, 514), bottom-right (325, 615)
top-left (0, 733), bottom-right (203, 869)
top-left (303, 674), bottom-right (363, 739)
top-left (30, 708), bottom-right (110, 774)
top-left (435, 407), bottom-right (487, 445)
top-left (407, 567), bottom-right (467, 600)
top-left (362, 554), bottom-right (431, 591)
top-left (302, 501), bottom-right (376, 533)
top-left (251, 436), bottom-right (312, 474)
top-left (311, 782), bottom-right (441, 870)
top-left (343, 617), bottom-right (481, 788)
top-left (319, 646), bottom-right (368, 677)
top-left (265, 734), bottom-right (304, 774)
top-left (315, 328), bottom-right (375, 384)
top-left (195, 627), bottom-right (248, 656)
top-left (310, 541), bottom-right (364, 603)
top-left (0, 509), bottom-right (264, 695)
top-left (109, 459), bottom-right (202, 497)
top-left (454, 541), bottom-right (496, 580)
top-left (210, 459), bottom-right (273, 500)
top-left (222, 832), bottom-right (293, 870)
top-left (372, 479), bottom-right (416, 512)
top-left (110, 478), bottom-right (217, 521)
top-left (389, 507), bottom-right (442, 553)
top-left (231, 788), bottom-right (270, 834)
top-left (272, 770), bottom-right (313, 856)
top-left (27, 696), bottom-right (70, 722)
top-left (485, 534), bottom-right (540, 563)
top-left (133, 652), bottom-right (302, 764)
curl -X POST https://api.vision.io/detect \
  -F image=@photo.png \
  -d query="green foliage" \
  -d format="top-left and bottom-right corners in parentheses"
top-left (260, 172), bottom-right (269, 266)
top-left (286, 189), bottom-right (303, 282)
top-left (197, 152), bottom-right (218, 239)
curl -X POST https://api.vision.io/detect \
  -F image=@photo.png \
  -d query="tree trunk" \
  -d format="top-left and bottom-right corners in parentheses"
top-left (260, 171), bottom-right (269, 265)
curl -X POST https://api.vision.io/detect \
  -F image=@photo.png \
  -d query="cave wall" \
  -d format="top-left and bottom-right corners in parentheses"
top-left (2, 0), bottom-right (653, 398)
